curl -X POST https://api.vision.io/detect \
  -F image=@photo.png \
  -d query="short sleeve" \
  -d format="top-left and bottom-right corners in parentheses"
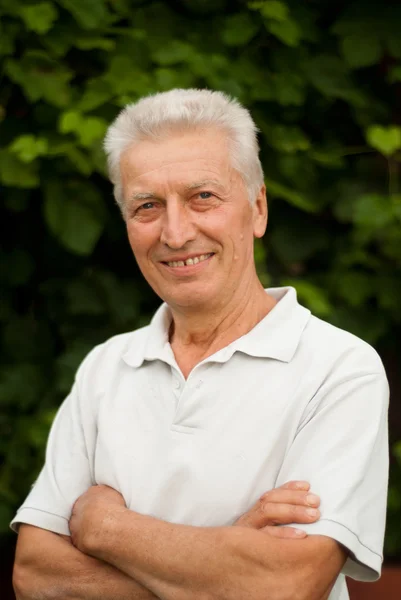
top-left (10, 346), bottom-right (101, 536)
top-left (275, 368), bottom-right (389, 582)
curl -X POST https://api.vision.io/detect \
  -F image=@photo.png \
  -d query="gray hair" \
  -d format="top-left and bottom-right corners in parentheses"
top-left (103, 88), bottom-right (264, 215)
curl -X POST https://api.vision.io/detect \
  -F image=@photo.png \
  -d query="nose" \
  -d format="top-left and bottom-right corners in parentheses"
top-left (160, 199), bottom-right (197, 249)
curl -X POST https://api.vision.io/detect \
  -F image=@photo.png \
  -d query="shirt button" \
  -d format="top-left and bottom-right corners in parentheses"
top-left (174, 378), bottom-right (180, 389)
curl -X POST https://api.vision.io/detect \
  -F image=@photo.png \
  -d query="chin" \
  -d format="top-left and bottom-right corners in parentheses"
top-left (162, 286), bottom-right (217, 310)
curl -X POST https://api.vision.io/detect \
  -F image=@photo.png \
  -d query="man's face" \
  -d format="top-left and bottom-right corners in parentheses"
top-left (120, 127), bottom-right (267, 311)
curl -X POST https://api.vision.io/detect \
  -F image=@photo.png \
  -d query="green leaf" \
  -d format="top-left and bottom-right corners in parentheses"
top-left (75, 37), bottom-right (116, 51)
top-left (265, 178), bottom-right (318, 212)
top-left (266, 18), bottom-right (301, 47)
top-left (304, 55), bottom-right (366, 106)
top-left (152, 40), bottom-right (195, 66)
top-left (57, 0), bottom-right (109, 29)
top-left (366, 125), bottom-right (401, 157)
top-left (309, 148), bottom-right (345, 169)
top-left (341, 33), bottom-right (381, 68)
top-left (77, 79), bottom-right (114, 111)
top-left (59, 110), bottom-right (82, 133)
top-left (0, 150), bottom-right (39, 188)
top-left (43, 180), bottom-right (106, 255)
top-left (20, 2), bottom-right (58, 34)
top-left (271, 72), bottom-right (305, 105)
top-left (9, 135), bottom-right (49, 162)
top-left (78, 116), bottom-right (108, 147)
top-left (104, 58), bottom-right (151, 96)
top-left (252, 0), bottom-right (301, 45)
top-left (335, 272), bottom-right (374, 308)
top-left (221, 13), bottom-right (259, 46)
top-left (249, 0), bottom-right (288, 21)
top-left (64, 146), bottom-right (94, 175)
top-left (5, 53), bottom-right (72, 107)
top-left (353, 194), bottom-right (393, 228)
top-left (59, 112), bottom-right (107, 147)
top-left (284, 280), bottom-right (333, 317)
top-left (154, 67), bottom-right (196, 92)
top-left (278, 154), bottom-right (317, 189)
top-left (41, 23), bottom-right (76, 56)
top-left (264, 124), bottom-right (310, 153)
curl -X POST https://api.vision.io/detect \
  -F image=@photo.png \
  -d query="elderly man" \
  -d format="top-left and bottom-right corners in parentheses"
top-left (12, 89), bottom-right (388, 600)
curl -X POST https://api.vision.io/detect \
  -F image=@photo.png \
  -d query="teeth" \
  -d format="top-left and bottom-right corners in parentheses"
top-left (167, 253), bottom-right (212, 267)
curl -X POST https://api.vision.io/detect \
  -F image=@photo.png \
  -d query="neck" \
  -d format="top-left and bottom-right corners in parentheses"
top-left (169, 277), bottom-right (277, 373)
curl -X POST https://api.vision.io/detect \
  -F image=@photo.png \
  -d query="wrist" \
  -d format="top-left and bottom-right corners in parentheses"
top-left (86, 504), bottom-right (130, 558)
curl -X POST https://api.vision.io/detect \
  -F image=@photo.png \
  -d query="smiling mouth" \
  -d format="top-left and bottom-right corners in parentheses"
top-left (162, 253), bottom-right (214, 268)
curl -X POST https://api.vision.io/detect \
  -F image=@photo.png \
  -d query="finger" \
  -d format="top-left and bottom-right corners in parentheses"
top-left (260, 482), bottom-right (311, 499)
top-left (277, 481), bottom-right (311, 492)
top-left (261, 525), bottom-right (307, 539)
top-left (260, 489), bottom-right (320, 508)
top-left (236, 499), bottom-right (320, 529)
top-left (258, 502), bottom-right (320, 526)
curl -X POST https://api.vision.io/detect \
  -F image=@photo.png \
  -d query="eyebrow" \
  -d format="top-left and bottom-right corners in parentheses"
top-left (129, 180), bottom-right (224, 203)
top-left (184, 179), bottom-right (224, 192)
top-left (129, 191), bottom-right (157, 203)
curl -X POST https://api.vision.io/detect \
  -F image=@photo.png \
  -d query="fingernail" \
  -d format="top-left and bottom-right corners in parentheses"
top-left (306, 494), bottom-right (319, 506)
top-left (306, 508), bottom-right (319, 517)
top-left (294, 528), bottom-right (306, 537)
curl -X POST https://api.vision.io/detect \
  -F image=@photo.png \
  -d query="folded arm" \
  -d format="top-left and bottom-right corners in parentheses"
top-left (13, 524), bottom-right (158, 600)
top-left (12, 481), bottom-right (322, 600)
top-left (71, 491), bottom-right (347, 600)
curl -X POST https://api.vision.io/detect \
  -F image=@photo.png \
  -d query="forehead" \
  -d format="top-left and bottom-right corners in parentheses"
top-left (120, 128), bottom-right (232, 189)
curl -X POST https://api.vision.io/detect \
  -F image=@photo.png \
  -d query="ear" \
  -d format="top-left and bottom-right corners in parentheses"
top-left (252, 185), bottom-right (268, 238)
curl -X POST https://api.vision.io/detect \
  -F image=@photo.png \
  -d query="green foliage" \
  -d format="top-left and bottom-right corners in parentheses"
top-left (366, 125), bottom-right (401, 157)
top-left (43, 179), bottom-right (107, 255)
top-left (20, 2), bottom-right (59, 34)
top-left (1, 0), bottom-right (401, 559)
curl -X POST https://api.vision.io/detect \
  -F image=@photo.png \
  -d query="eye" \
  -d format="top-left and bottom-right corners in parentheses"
top-left (139, 202), bottom-right (155, 210)
top-left (198, 191), bottom-right (213, 199)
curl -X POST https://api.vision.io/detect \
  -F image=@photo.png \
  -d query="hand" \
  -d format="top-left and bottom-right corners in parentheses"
top-left (69, 484), bottom-right (127, 554)
top-left (234, 480), bottom-right (320, 539)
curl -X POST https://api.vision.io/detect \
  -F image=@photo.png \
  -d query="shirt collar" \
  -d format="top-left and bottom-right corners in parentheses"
top-left (228, 287), bottom-right (311, 362)
top-left (122, 287), bottom-right (311, 368)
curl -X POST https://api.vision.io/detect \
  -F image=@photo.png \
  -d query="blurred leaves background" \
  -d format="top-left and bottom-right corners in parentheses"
top-left (1, 0), bottom-right (401, 559)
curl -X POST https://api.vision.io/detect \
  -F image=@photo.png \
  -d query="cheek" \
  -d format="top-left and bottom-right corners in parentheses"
top-left (126, 224), bottom-right (155, 257)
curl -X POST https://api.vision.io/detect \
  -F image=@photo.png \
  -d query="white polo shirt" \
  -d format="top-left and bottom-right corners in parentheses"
top-left (11, 287), bottom-right (389, 600)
